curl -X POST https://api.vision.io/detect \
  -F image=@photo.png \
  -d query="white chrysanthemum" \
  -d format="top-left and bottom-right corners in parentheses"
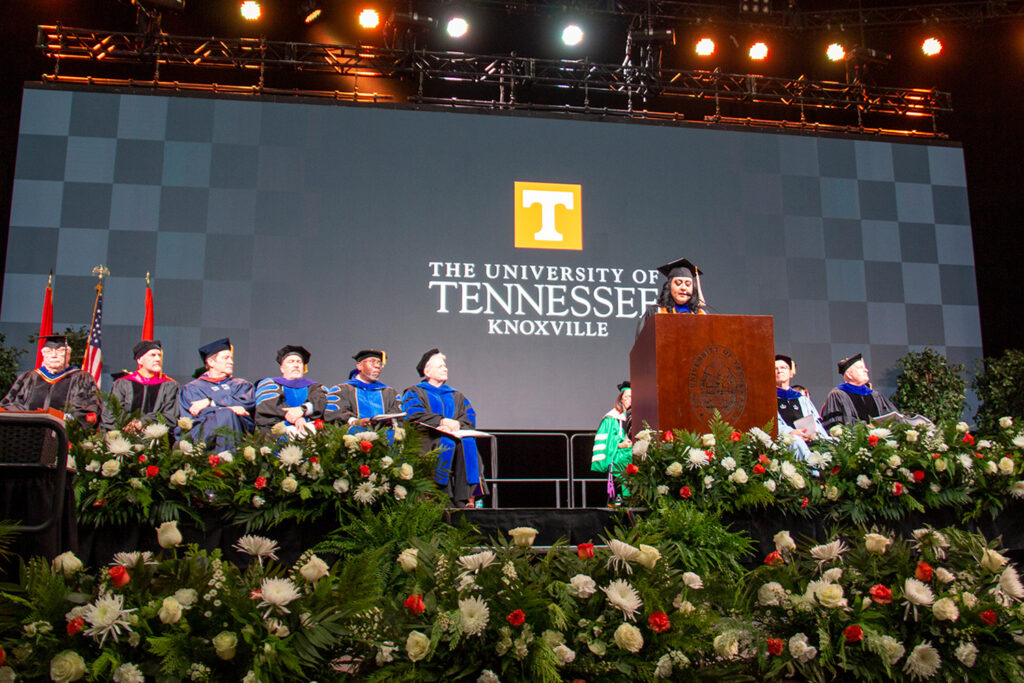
top-left (748, 426), bottom-right (774, 448)
top-left (632, 439), bottom-right (649, 458)
top-left (606, 539), bottom-right (641, 574)
top-left (567, 574), bottom-right (597, 599)
top-left (353, 482), bottom-right (376, 504)
top-left (553, 644), bottom-right (576, 664)
top-left (757, 581), bottom-right (786, 606)
top-left (141, 423), bottom-right (168, 440)
top-left (857, 474), bottom-right (873, 489)
top-left (904, 578), bottom-right (935, 606)
top-left (682, 572), bottom-right (703, 590)
top-left (805, 451), bottom-right (826, 469)
top-left (876, 635), bottom-right (906, 665)
top-left (822, 567), bottom-right (843, 583)
top-left (233, 535), bottom-right (280, 561)
top-left (780, 461), bottom-right (797, 478)
top-left (113, 662), bottom-right (144, 683)
top-left (713, 631), bottom-right (740, 658)
top-left (111, 551), bottom-right (155, 568)
top-left (259, 578), bottom-right (301, 612)
top-left (614, 622), bottom-right (644, 653)
top-left (955, 642), bottom-right (978, 668)
top-left (459, 596), bottom-right (490, 636)
top-left (932, 597), bottom-right (959, 621)
top-left (719, 456), bottom-right (736, 472)
top-left (912, 529), bottom-right (950, 559)
top-left (934, 567), bottom-right (956, 584)
top-left (458, 550), bottom-right (497, 574)
top-left (958, 454), bottom-right (974, 470)
top-left (477, 670), bottom-right (499, 683)
top-left (1011, 481), bottom-right (1024, 499)
top-left (1014, 434), bottom-right (1024, 448)
top-left (686, 447), bottom-right (707, 470)
top-left (961, 591), bottom-right (978, 609)
top-left (764, 479), bottom-right (777, 493)
top-left (278, 444), bottom-right (303, 467)
top-left (83, 592), bottom-right (136, 646)
top-left (998, 566), bottom-right (1024, 603)
top-left (354, 430), bottom-right (378, 442)
top-left (602, 579), bottom-right (643, 621)
top-left (106, 436), bottom-right (132, 455)
top-left (869, 427), bottom-right (892, 439)
top-left (810, 539), bottom-right (846, 564)
top-left (904, 641), bottom-right (941, 680)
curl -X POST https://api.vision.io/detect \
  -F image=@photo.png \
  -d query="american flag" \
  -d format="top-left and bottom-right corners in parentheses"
top-left (82, 285), bottom-right (103, 388)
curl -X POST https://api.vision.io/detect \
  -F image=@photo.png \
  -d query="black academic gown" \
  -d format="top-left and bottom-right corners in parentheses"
top-left (1, 367), bottom-right (99, 427)
top-left (101, 373), bottom-right (180, 430)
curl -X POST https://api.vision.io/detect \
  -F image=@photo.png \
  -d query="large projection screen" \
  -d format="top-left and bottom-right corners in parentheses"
top-left (2, 85), bottom-right (982, 430)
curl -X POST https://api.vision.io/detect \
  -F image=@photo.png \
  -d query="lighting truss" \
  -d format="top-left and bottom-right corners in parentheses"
top-left (36, 25), bottom-right (952, 135)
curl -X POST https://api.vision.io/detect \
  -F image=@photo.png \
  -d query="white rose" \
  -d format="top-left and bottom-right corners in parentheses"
top-left (720, 456), bottom-right (737, 472)
top-left (299, 555), bottom-right (329, 583)
top-left (773, 531), bottom-right (796, 553)
top-left (406, 630), bottom-right (431, 662)
top-left (728, 468), bottom-right (748, 484)
top-left (757, 581), bottom-right (786, 606)
top-left (178, 439), bottom-right (194, 456)
top-left (999, 417), bottom-right (1013, 430)
top-left (905, 429), bottom-right (919, 442)
top-left (955, 642), bottom-right (978, 667)
top-left (935, 567), bottom-right (956, 583)
top-left (713, 632), bottom-right (739, 658)
top-left (825, 485), bottom-right (839, 500)
top-left (243, 446), bottom-right (256, 462)
top-left (829, 425), bottom-right (843, 438)
top-left (864, 533), bottom-right (891, 554)
top-left (985, 461), bottom-right (998, 474)
top-left (961, 592), bottom-right (978, 609)
top-left (398, 463), bottom-right (414, 480)
top-left (935, 458), bottom-right (948, 472)
top-left (397, 548), bottom-right (419, 572)
top-left (1014, 435), bottom-right (1024, 449)
top-left (393, 427), bottom-right (406, 442)
top-left (158, 596), bottom-right (183, 624)
top-left (857, 474), bottom-right (872, 488)
top-left (637, 545), bottom-right (661, 569)
top-left (281, 476), bottom-right (298, 493)
top-left (933, 597), bottom-right (960, 621)
top-left (999, 457), bottom-right (1015, 475)
top-left (212, 631), bottom-right (238, 661)
top-left (157, 521), bottom-right (183, 548)
top-left (614, 622), bottom-right (644, 653)
top-left (956, 421), bottom-right (970, 433)
top-left (682, 572), bottom-right (703, 589)
top-left (701, 433), bottom-right (716, 447)
top-left (174, 588), bottom-right (197, 607)
top-left (816, 584), bottom-right (847, 609)
top-left (101, 459), bottom-right (121, 477)
top-left (52, 551), bottom-right (84, 577)
top-left (567, 574), bottom-right (597, 599)
top-left (508, 527), bottom-right (539, 547)
top-left (333, 478), bottom-right (350, 493)
top-left (656, 485), bottom-right (669, 495)
top-left (764, 479), bottom-right (777, 493)
top-left (50, 650), bottom-right (87, 683)
top-left (553, 644), bottom-right (576, 665)
top-left (787, 474), bottom-right (806, 490)
top-left (665, 462), bottom-right (683, 477)
top-left (789, 633), bottom-right (818, 663)
top-left (177, 416), bottom-right (193, 431)
top-left (887, 455), bottom-right (902, 468)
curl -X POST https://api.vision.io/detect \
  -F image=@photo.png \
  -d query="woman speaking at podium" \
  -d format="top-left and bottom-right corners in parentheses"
top-left (636, 257), bottom-right (707, 335)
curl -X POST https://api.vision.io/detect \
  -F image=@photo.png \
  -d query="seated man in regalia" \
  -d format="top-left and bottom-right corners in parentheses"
top-left (325, 349), bottom-right (401, 428)
top-left (820, 353), bottom-right (901, 431)
top-left (178, 338), bottom-right (255, 449)
top-left (402, 349), bottom-right (488, 507)
top-left (254, 345), bottom-right (327, 438)
top-left (1, 335), bottom-right (99, 427)
top-left (101, 340), bottom-right (179, 431)
top-left (775, 354), bottom-right (828, 460)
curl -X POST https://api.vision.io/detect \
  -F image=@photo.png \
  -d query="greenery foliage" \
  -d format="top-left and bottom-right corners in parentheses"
top-left (0, 333), bottom-right (26, 398)
top-left (891, 348), bottom-right (966, 423)
top-left (974, 349), bottom-right (1024, 434)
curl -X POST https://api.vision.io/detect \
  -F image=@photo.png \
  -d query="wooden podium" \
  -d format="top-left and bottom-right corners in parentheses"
top-left (629, 314), bottom-right (776, 435)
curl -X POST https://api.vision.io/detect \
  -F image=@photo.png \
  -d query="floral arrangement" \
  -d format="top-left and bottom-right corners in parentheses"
top-left (70, 418), bottom-right (440, 529)
top-left (4, 518), bottom-right (1024, 681)
top-left (622, 416), bottom-right (1024, 524)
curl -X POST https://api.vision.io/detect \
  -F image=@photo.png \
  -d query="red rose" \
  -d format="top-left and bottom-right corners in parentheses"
top-left (963, 433), bottom-right (975, 445)
top-left (913, 470), bottom-right (925, 482)
top-left (868, 435), bottom-right (879, 447)
top-left (67, 617), bottom-right (84, 636)
top-left (844, 624), bottom-right (864, 643)
top-left (679, 486), bottom-right (692, 499)
top-left (801, 497), bottom-right (809, 509)
top-left (85, 412), bottom-right (97, 424)
top-left (932, 453), bottom-right (942, 459)
top-left (359, 464), bottom-right (371, 478)
top-left (980, 609), bottom-right (997, 626)
top-left (663, 430), bottom-right (675, 442)
top-left (208, 454), bottom-right (221, 467)
top-left (764, 550), bottom-right (783, 566)
top-left (254, 476), bottom-right (267, 490)
top-left (892, 482), bottom-right (904, 496)
top-left (869, 584), bottom-right (892, 604)
top-left (360, 440), bottom-right (373, 452)
top-left (506, 609), bottom-right (526, 626)
top-left (626, 463), bottom-right (639, 475)
top-left (705, 450), bottom-right (714, 461)
top-left (138, 455), bottom-right (147, 463)
top-left (915, 561), bottom-right (934, 581)
top-left (310, 456), bottom-right (319, 464)
top-left (92, 499), bottom-right (106, 507)
top-left (753, 464), bottom-right (766, 475)
top-left (758, 454), bottom-right (770, 465)
top-left (577, 542), bottom-right (595, 559)
top-left (647, 611), bottom-right (671, 633)
top-left (730, 431), bottom-right (742, 442)
top-left (313, 419), bottom-right (324, 429)
top-left (404, 593), bottom-right (426, 616)
top-left (109, 565), bottom-right (130, 588)
top-left (766, 638), bottom-right (784, 656)
top-left (145, 465), bottom-right (159, 478)
top-left (831, 466), bottom-right (841, 476)
top-left (975, 451), bottom-right (984, 459)
top-left (0, 647), bottom-right (5, 666)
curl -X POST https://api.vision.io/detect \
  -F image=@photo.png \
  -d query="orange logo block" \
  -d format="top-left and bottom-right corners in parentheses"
top-left (514, 182), bottom-right (582, 250)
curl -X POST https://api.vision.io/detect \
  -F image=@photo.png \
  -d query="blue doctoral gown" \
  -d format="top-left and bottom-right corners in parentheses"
top-left (179, 374), bottom-right (255, 450)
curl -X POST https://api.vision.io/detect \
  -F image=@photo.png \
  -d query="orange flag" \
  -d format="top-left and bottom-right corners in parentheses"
top-left (142, 273), bottom-right (154, 341)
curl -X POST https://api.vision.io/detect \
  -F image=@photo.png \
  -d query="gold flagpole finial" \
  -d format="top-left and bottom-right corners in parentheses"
top-left (146, 271), bottom-right (151, 287)
top-left (92, 265), bottom-right (110, 291)
top-left (47, 270), bottom-right (53, 287)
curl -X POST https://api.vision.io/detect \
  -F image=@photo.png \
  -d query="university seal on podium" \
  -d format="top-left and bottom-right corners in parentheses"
top-left (687, 344), bottom-right (747, 425)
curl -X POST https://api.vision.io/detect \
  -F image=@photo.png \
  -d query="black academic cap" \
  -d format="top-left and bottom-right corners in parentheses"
top-left (352, 349), bottom-right (386, 365)
top-left (133, 340), bottom-right (162, 360)
top-left (42, 335), bottom-right (69, 349)
top-left (657, 257), bottom-right (702, 280)
top-left (617, 380), bottom-right (631, 392)
top-left (416, 348), bottom-right (441, 377)
top-left (276, 345), bottom-right (310, 365)
top-left (775, 354), bottom-right (795, 371)
top-left (837, 353), bottom-right (863, 375)
top-left (199, 338), bottom-right (231, 363)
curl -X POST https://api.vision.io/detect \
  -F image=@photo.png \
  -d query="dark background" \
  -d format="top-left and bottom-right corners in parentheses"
top-left (2, 0), bottom-right (1021, 360)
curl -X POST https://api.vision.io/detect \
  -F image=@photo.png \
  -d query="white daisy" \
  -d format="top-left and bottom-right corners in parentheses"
top-left (459, 596), bottom-right (490, 636)
top-left (602, 579), bottom-right (643, 621)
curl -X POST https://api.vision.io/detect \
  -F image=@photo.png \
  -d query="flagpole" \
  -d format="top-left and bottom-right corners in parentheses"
top-left (142, 271), bottom-right (154, 341)
top-left (36, 271), bottom-right (54, 368)
top-left (82, 265), bottom-right (108, 389)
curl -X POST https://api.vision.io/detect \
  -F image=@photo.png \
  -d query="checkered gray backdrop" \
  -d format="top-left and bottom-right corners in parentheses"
top-left (1, 84), bottom-right (980, 429)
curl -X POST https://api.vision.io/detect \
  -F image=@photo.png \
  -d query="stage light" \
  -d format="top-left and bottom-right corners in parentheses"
top-left (240, 1), bottom-right (260, 21)
top-left (749, 42), bottom-right (768, 60)
top-left (562, 24), bottom-right (584, 47)
top-left (359, 8), bottom-right (380, 28)
top-left (695, 37), bottom-right (715, 56)
top-left (300, 1), bottom-right (323, 24)
top-left (447, 17), bottom-right (469, 38)
top-left (826, 43), bottom-right (845, 62)
top-left (922, 37), bottom-right (943, 56)
top-left (740, 0), bottom-right (771, 14)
